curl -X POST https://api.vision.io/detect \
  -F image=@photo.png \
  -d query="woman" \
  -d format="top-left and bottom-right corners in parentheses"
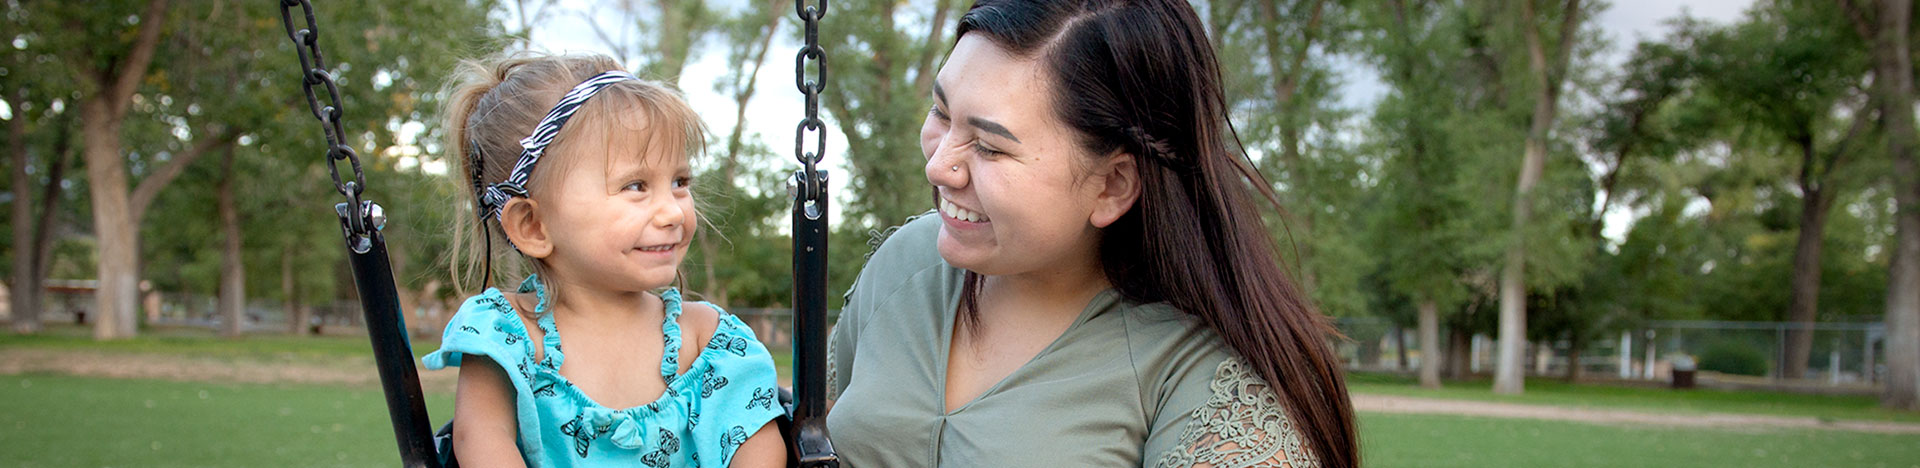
top-left (824, 1), bottom-right (1358, 467)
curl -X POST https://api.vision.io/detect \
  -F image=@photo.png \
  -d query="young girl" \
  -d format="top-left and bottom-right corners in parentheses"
top-left (422, 53), bottom-right (787, 468)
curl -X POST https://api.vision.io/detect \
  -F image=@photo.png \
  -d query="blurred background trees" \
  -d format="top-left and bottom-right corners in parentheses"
top-left (0, 0), bottom-right (1914, 408)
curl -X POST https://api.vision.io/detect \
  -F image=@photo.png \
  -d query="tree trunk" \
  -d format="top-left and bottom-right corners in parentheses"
top-left (1418, 299), bottom-right (1441, 388)
top-left (1446, 328), bottom-right (1472, 379)
top-left (78, 0), bottom-right (170, 340)
top-left (1786, 139), bottom-right (1835, 379)
top-left (19, 124), bottom-right (74, 335)
top-left (217, 148), bottom-right (244, 337)
top-left (1565, 338), bottom-right (1584, 381)
top-left (83, 99), bottom-right (141, 340)
top-left (283, 247), bottom-right (305, 335)
top-left (8, 88), bottom-right (36, 334)
top-left (1868, 0), bottom-right (1920, 411)
top-left (1394, 325), bottom-right (1411, 371)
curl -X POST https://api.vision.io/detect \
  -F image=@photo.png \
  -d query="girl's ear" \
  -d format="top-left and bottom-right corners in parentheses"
top-left (498, 198), bottom-right (553, 258)
top-left (1088, 152), bottom-right (1141, 228)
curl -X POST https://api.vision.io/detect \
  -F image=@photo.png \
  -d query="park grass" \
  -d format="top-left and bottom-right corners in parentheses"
top-left (1360, 412), bottom-right (1920, 467)
top-left (0, 373), bottom-right (456, 467)
top-left (2, 373), bottom-right (1915, 467)
top-left (1346, 372), bottom-right (1920, 424)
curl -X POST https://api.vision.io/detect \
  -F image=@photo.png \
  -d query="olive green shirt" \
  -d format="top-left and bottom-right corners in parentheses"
top-left (825, 214), bottom-right (1314, 468)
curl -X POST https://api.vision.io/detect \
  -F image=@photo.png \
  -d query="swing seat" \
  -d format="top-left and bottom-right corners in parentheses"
top-left (429, 388), bottom-right (800, 467)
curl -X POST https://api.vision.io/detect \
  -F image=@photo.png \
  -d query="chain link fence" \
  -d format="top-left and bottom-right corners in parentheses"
top-left (1331, 316), bottom-right (1888, 389)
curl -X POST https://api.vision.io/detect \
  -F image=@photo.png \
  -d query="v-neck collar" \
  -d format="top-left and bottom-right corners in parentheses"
top-left (935, 273), bottom-right (1122, 416)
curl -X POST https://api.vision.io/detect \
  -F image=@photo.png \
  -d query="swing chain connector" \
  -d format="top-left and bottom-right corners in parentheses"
top-left (279, 0), bottom-right (374, 238)
top-left (335, 199), bottom-right (384, 255)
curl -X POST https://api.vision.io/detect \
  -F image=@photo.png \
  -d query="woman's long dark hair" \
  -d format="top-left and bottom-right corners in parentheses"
top-left (955, 1), bottom-right (1358, 466)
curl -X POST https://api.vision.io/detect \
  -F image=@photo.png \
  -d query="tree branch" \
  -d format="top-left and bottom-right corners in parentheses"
top-left (1835, 0), bottom-right (1877, 41)
top-left (579, 7), bottom-right (635, 67)
top-left (1548, 0), bottom-right (1584, 90)
top-left (130, 128), bottom-right (237, 223)
top-left (107, 0), bottom-right (171, 118)
top-left (1818, 97), bottom-right (1879, 181)
top-left (1267, 0), bottom-right (1328, 109)
top-left (912, 0), bottom-right (957, 97)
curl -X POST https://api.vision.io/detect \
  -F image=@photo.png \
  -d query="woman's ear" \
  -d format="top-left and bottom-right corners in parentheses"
top-left (1089, 152), bottom-right (1141, 228)
top-left (498, 198), bottom-right (553, 259)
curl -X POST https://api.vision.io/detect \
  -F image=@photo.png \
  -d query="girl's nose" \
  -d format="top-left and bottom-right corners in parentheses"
top-left (654, 196), bottom-right (684, 228)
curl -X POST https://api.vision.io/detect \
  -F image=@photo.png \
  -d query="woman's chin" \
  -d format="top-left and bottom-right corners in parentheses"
top-left (935, 234), bottom-right (992, 273)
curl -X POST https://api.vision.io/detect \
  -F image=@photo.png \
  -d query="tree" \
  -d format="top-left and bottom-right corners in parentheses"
top-left (1366, 0), bottom-right (1476, 389)
top-left (1835, 0), bottom-right (1920, 410)
top-left (2, 18), bottom-right (83, 334)
top-left (56, 0), bottom-right (187, 339)
top-left (1495, 0), bottom-right (1586, 395)
top-left (683, 0), bottom-right (794, 308)
top-left (1220, 0), bottom-right (1373, 318)
top-left (1688, 1), bottom-right (1869, 379)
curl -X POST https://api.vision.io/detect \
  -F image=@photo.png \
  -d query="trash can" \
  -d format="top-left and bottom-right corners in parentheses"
top-left (1671, 354), bottom-right (1696, 389)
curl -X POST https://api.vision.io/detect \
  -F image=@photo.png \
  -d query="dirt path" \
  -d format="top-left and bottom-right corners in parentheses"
top-left (6, 348), bottom-right (1916, 435)
top-left (1354, 394), bottom-right (1920, 435)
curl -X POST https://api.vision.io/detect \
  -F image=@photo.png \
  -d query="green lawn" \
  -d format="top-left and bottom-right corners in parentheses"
top-left (7, 330), bottom-right (1918, 466)
top-left (0, 374), bottom-right (456, 467)
top-left (1361, 412), bottom-right (1920, 467)
top-left (3, 374), bottom-right (1915, 467)
top-left (1347, 372), bottom-right (1920, 424)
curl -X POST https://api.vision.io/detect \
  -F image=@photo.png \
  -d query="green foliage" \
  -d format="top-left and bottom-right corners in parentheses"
top-left (1697, 340), bottom-right (1772, 377)
top-left (5, 0), bottom-right (1901, 330)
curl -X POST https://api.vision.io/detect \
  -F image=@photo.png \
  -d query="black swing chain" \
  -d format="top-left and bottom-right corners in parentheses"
top-left (794, 0), bottom-right (829, 201)
top-left (278, 0), bottom-right (373, 237)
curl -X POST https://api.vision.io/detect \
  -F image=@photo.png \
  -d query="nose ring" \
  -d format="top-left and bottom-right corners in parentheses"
top-left (950, 165), bottom-right (959, 172)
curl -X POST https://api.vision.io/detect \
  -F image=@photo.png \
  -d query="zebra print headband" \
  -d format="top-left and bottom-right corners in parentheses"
top-left (475, 70), bottom-right (639, 221)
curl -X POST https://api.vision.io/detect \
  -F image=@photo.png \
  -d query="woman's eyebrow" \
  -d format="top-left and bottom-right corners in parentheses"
top-left (934, 80), bottom-right (1020, 143)
top-left (967, 117), bottom-right (1021, 143)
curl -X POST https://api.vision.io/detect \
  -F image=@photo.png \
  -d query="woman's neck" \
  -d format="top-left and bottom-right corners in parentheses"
top-left (979, 254), bottom-right (1109, 322)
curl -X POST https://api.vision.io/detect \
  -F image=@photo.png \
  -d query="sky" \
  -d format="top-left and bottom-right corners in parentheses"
top-left (514, 0), bottom-right (1758, 241)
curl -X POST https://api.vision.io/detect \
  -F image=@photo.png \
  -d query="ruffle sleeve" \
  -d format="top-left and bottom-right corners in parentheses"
top-left (420, 289), bottom-right (550, 461)
top-left (679, 303), bottom-right (786, 467)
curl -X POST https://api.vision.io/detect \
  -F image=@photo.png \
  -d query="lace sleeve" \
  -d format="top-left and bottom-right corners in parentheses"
top-left (826, 323), bottom-right (843, 401)
top-left (1153, 358), bottom-right (1317, 468)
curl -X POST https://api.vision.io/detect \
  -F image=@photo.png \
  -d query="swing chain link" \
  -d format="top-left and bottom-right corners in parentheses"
top-left (793, 0), bottom-right (829, 201)
top-left (278, 0), bottom-right (372, 237)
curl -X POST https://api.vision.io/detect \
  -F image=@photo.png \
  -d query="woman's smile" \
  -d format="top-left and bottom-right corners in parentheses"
top-left (939, 197), bottom-right (992, 224)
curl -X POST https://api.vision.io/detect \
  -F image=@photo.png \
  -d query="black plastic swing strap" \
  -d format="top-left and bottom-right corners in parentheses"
top-left (277, 2), bottom-right (439, 467)
top-left (789, 1), bottom-right (839, 467)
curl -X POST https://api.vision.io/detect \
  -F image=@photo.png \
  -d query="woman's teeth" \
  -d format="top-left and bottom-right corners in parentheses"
top-left (941, 199), bottom-right (989, 223)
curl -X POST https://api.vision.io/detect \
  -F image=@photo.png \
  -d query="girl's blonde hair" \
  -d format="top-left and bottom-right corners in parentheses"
top-left (442, 52), bottom-right (707, 298)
